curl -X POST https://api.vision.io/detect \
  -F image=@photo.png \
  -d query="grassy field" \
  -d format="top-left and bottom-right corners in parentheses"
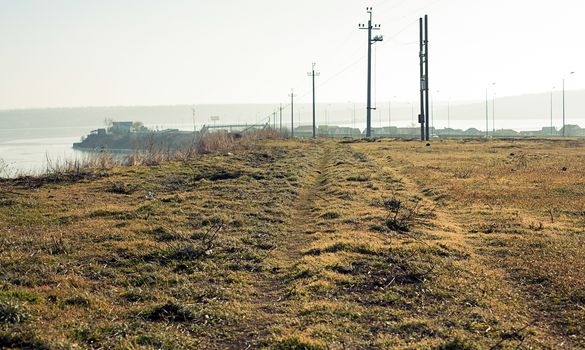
top-left (1, 138), bottom-right (584, 349)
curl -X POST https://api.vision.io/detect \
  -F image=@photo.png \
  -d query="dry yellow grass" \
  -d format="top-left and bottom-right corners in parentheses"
top-left (0, 138), bottom-right (583, 349)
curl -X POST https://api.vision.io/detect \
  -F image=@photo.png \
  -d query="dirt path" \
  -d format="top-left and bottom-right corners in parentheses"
top-left (360, 145), bottom-right (569, 348)
top-left (224, 142), bottom-right (330, 348)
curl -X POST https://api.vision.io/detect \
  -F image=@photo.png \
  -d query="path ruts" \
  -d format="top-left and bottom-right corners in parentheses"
top-left (224, 142), bottom-right (330, 349)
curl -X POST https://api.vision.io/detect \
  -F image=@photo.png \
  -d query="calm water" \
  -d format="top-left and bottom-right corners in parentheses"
top-left (0, 135), bottom-right (87, 177)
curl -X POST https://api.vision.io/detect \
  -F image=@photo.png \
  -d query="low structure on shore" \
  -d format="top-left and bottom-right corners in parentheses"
top-left (74, 122), bottom-right (198, 151)
top-left (291, 124), bottom-right (585, 138)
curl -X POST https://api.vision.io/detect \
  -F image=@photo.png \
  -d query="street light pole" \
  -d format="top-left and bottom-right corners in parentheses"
top-left (492, 83), bottom-right (497, 134)
top-left (289, 89), bottom-right (296, 138)
top-left (411, 103), bottom-right (414, 126)
top-left (550, 87), bottom-right (555, 136)
top-left (562, 72), bottom-right (575, 137)
top-left (192, 107), bottom-right (196, 132)
top-left (353, 103), bottom-right (356, 135)
top-left (485, 83), bottom-right (495, 138)
top-left (485, 88), bottom-right (489, 138)
top-left (563, 78), bottom-right (565, 137)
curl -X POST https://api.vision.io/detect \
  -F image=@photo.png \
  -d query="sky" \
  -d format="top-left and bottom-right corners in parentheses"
top-left (0, 0), bottom-right (584, 109)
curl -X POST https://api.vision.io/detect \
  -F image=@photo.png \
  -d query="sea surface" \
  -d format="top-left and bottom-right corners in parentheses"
top-left (0, 135), bottom-right (85, 177)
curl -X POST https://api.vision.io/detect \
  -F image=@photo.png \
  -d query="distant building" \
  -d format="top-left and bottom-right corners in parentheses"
top-left (111, 122), bottom-right (133, 134)
top-left (493, 129), bottom-right (518, 137)
top-left (371, 127), bottom-right (398, 137)
top-left (317, 125), bottom-right (339, 137)
top-left (464, 128), bottom-right (482, 136)
top-left (393, 127), bottom-right (420, 137)
top-left (90, 128), bottom-right (107, 136)
top-left (436, 128), bottom-right (460, 137)
top-left (560, 124), bottom-right (585, 137)
top-left (333, 127), bottom-right (360, 137)
top-left (540, 127), bottom-right (558, 136)
top-left (294, 125), bottom-right (314, 137)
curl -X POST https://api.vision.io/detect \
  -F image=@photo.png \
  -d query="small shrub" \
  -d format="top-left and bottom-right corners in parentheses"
top-left (167, 244), bottom-right (207, 261)
top-left (381, 196), bottom-right (434, 232)
top-left (0, 301), bottom-right (30, 324)
top-left (271, 338), bottom-right (325, 350)
top-left (143, 302), bottom-right (198, 322)
top-left (320, 211), bottom-right (340, 219)
top-left (434, 338), bottom-right (478, 350)
top-left (0, 290), bottom-right (40, 304)
top-left (108, 181), bottom-right (134, 194)
top-left (148, 226), bottom-right (179, 242)
top-left (192, 169), bottom-right (245, 182)
top-left (453, 167), bottom-right (473, 179)
top-left (122, 290), bottom-right (152, 303)
top-left (47, 233), bottom-right (67, 255)
top-left (62, 296), bottom-right (90, 308)
top-left (0, 331), bottom-right (50, 350)
top-left (0, 158), bottom-right (10, 178)
top-left (346, 175), bottom-right (369, 182)
top-left (149, 223), bottom-right (222, 263)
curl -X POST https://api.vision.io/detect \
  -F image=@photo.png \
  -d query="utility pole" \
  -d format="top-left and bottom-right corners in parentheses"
top-left (424, 15), bottom-right (430, 141)
top-left (279, 104), bottom-right (283, 133)
top-left (563, 78), bottom-right (566, 137)
top-left (447, 100), bottom-right (451, 130)
top-left (492, 83), bottom-right (497, 134)
top-left (485, 83), bottom-right (495, 138)
top-left (419, 17), bottom-right (425, 140)
top-left (307, 63), bottom-right (320, 138)
top-left (411, 103), bottom-right (414, 126)
top-left (289, 89), bottom-right (296, 137)
top-left (359, 7), bottom-right (383, 138)
top-left (378, 109), bottom-right (382, 129)
top-left (388, 99), bottom-right (391, 135)
top-left (492, 94), bottom-right (496, 133)
top-left (562, 72), bottom-right (575, 137)
top-left (485, 88), bottom-right (489, 138)
top-left (550, 88), bottom-right (555, 136)
top-left (191, 107), bottom-right (196, 132)
top-left (419, 15), bottom-right (430, 141)
top-left (430, 94), bottom-right (434, 129)
top-left (353, 103), bottom-right (356, 135)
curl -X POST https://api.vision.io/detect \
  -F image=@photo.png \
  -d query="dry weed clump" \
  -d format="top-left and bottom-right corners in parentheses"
top-left (195, 129), bottom-right (284, 154)
top-left (377, 196), bottom-right (435, 233)
top-left (0, 158), bottom-right (10, 178)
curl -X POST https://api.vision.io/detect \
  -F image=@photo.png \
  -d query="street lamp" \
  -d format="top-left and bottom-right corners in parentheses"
top-left (562, 72), bottom-right (575, 137)
top-left (485, 83), bottom-right (496, 138)
top-left (410, 102), bottom-right (415, 127)
top-left (389, 96), bottom-right (396, 136)
top-left (550, 87), bottom-right (555, 136)
top-left (492, 83), bottom-right (497, 134)
top-left (431, 90), bottom-right (440, 131)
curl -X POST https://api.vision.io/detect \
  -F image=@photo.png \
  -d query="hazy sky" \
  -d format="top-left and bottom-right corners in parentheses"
top-left (0, 0), bottom-right (583, 109)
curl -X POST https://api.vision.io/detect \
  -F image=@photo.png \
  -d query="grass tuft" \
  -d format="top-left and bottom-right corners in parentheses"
top-left (0, 301), bottom-right (31, 324)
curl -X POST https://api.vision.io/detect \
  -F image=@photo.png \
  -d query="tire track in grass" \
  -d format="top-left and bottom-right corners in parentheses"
top-left (223, 140), bottom-right (330, 349)
top-left (358, 142), bottom-right (568, 349)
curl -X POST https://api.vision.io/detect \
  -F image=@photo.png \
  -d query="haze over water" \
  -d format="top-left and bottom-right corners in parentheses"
top-left (1, 91), bottom-right (584, 176)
